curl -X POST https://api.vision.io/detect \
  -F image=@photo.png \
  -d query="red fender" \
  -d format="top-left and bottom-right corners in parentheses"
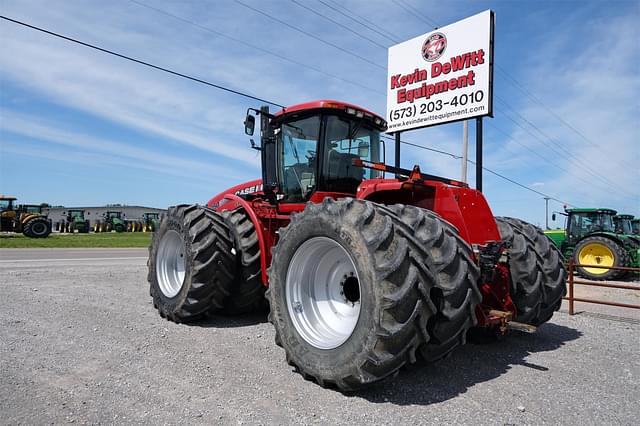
top-left (221, 194), bottom-right (270, 286)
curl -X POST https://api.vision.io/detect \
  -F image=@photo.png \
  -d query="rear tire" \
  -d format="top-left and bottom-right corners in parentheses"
top-left (23, 217), bottom-right (52, 238)
top-left (496, 217), bottom-right (567, 325)
top-left (221, 209), bottom-right (266, 314)
top-left (267, 198), bottom-right (479, 391)
top-left (574, 236), bottom-right (626, 281)
top-left (384, 204), bottom-right (481, 362)
top-left (148, 204), bottom-right (236, 323)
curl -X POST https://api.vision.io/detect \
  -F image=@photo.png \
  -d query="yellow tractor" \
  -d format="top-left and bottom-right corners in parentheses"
top-left (0, 195), bottom-right (52, 238)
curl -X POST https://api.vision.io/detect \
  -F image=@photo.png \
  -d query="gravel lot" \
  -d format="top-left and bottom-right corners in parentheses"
top-left (1, 249), bottom-right (639, 425)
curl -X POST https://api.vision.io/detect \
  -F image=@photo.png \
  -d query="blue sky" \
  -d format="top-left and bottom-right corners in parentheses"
top-left (1, 0), bottom-right (638, 227)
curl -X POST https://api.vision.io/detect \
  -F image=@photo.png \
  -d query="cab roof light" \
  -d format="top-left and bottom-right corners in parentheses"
top-left (345, 107), bottom-right (357, 115)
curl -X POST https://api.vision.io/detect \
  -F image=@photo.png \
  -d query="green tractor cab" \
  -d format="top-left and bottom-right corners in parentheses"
top-left (142, 212), bottom-right (160, 232)
top-left (0, 196), bottom-right (52, 238)
top-left (545, 208), bottom-right (639, 280)
top-left (104, 211), bottom-right (126, 232)
top-left (614, 214), bottom-right (635, 235)
top-left (66, 209), bottom-right (90, 233)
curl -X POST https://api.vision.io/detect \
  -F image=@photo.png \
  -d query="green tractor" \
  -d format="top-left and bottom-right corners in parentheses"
top-left (65, 209), bottom-right (90, 233)
top-left (142, 212), bottom-right (160, 232)
top-left (614, 214), bottom-right (639, 239)
top-left (0, 196), bottom-right (52, 238)
top-left (103, 211), bottom-right (126, 232)
top-left (545, 208), bottom-right (640, 280)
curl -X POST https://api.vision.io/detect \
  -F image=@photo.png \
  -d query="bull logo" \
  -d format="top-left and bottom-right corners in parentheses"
top-left (422, 32), bottom-right (446, 62)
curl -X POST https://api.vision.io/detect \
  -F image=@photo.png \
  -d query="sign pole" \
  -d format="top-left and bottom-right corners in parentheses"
top-left (475, 117), bottom-right (483, 192)
top-left (461, 121), bottom-right (469, 182)
top-left (395, 131), bottom-right (401, 178)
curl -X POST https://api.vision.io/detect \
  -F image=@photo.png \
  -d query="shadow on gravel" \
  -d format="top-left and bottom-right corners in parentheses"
top-left (353, 322), bottom-right (582, 406)
top-left (191, 311), bottom-right (268, 328)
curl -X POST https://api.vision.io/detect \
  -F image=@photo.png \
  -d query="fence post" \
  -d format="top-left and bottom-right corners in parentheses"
top-left (568, 258), bottom-right (575, 315)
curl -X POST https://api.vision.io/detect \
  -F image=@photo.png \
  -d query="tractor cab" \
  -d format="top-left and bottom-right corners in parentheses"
top-left (19, 204), bottom-right (44, 215)
top-left (245, 100), bottom-right (386, 204)
top-left (0, 196), bottom-right (17, 231)
top-left (104, 211), bottom-right (123, 220)
top-left (613, 214), bottom-right (634, 235)
top-left (67, 209), bottom-right (86, 220)
top-left (0, 196), bottom-right (16, 212)
top-left (633, 218), bottom-right (640, 235)
top-left (564, 208), bottom-right (617, 244)
top-left (142, 212), bottom-right (159, 221)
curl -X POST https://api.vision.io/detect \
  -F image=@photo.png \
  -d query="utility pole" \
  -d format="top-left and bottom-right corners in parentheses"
top-left (476, 118), bottom-right (483, 192)
top-left (544, 197), bottom-right (550, 229)
top-left (461, 121), bottom-right (469, 182)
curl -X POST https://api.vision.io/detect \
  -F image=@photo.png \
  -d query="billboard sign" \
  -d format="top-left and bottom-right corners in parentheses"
top-left (386, 10), bottom-right (494, 132)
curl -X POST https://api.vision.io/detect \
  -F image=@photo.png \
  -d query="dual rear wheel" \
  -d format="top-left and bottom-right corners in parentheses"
top-left (267, 198), bottom-right (481, 390)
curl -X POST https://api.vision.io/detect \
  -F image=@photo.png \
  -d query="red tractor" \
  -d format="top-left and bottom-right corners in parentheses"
top-left (147, 100), bottom-right (566, 391)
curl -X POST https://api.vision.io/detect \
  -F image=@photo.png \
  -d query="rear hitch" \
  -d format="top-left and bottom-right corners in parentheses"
top-left (506, 321), bottom-right (537, 334)
top-left (487, 309), bottom-right (537, 335)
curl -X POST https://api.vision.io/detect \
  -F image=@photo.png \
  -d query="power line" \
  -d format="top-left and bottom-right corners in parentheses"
top-left (233, 0), bottom-right (386, 70)
top-left (484, 122), bottom-right (617, 195)
top-left (317, 0), bottom-right (401, 44)
top-left (129, 0), bottom-right (384, 95)
top-left (0, 14), bottom-right (580, 207)
top-left (0, 15), bottom-right (285, 108)
top-left (290, 0), bottom-right (387, 49)
top-left (381, 135), bottom-right (575, 206)
top-left (495, 68), bottom-right (609, 151)
top-left (391, 0), bottom-right (439, 28)
top-left (494, 97), bottom-right (634, 193)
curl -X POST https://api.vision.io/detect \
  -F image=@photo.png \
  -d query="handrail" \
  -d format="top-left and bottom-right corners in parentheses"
top-left (564, 259), bottom-right (640, 315)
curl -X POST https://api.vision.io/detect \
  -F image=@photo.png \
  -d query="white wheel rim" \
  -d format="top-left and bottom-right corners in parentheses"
top-left (156, 229), bottom-right (186, 298)
top-left (286, 237), bottom-right (361, 350)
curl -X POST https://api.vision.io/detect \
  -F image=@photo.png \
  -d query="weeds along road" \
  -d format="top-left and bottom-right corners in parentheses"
top-left (1, 248), bottom-right (638, 425)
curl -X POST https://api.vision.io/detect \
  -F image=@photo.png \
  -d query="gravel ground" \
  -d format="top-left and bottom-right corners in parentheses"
top-left (1, 251), bottom-right (639, 425)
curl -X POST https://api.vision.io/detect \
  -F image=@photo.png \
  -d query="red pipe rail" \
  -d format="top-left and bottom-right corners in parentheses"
top-left (564, 259), bottom-right (640, 315)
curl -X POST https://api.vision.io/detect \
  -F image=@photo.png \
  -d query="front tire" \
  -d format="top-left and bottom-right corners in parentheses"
top-left (496, 217), bottom-right (566, 325)
top-left (23, 217), bottom-right (52, 238)
top-left (574, 236), bottom-right (626, 281)
top-left (148, 205), bottom-right (236, 322)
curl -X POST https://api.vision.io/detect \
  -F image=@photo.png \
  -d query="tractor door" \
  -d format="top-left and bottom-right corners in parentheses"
top-left (277, 115), bottom-right (321, 203)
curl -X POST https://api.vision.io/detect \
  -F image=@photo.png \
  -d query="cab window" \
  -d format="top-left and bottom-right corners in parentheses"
top-left (278, 116), bottom-right (321, 202)
top-left (322, 116), bottom-right (381, 194)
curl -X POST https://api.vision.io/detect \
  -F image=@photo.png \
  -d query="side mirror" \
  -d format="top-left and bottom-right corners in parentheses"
top-left (244, 114), bottom-right (255, 136)
top-left (552, 213), bottom-right (556, 221)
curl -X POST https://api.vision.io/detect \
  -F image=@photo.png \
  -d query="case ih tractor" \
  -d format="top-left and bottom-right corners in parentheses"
top-left (147, 100), bottom-right (566, 391)
top-left (0, 196), bottom-right (52, 238)
top-left (546, 208), bottom-right (640, 280)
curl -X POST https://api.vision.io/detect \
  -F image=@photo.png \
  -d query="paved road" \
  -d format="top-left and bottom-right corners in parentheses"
top-left (1, 249), bottom-right (638, 425)
top-left (0, 248), bottom-right (147, 262)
